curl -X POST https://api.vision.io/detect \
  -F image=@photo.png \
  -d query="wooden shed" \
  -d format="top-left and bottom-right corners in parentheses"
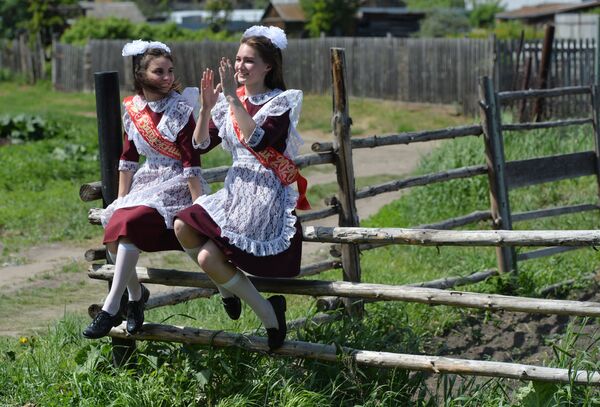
top-left (261, 0), bottom-right (307, 38)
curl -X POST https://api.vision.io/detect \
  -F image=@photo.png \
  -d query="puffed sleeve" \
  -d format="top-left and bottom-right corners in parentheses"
top-left (177, 115), bottom-right (203, 179)
top-left (247, 110), bottom-right (291, 153)
top-left (118, 131), bottom-right (139, 172)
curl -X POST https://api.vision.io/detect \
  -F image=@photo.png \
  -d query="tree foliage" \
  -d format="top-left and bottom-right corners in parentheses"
top-left (417, 9), bottom-right (471, 38)
top-left (60, 17), bottom-right (239, 45)
top-left (205, 0), bottom-right (234, 32)
top-left (0, 0), bottom-right (30, 39)
top-left (468, 0), bottom-right (504, 28)
top-left (406, 0), bottom-right (465, 10)
top-left (0, 0), bottom-right (78, 45)
top-left (300, 0), bottom-right (360, 37)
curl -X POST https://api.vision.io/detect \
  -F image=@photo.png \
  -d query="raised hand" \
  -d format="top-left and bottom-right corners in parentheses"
top-left (200, 68), bottom-right (221, 111)
top-left (218, 57), bottom-right (238, 100)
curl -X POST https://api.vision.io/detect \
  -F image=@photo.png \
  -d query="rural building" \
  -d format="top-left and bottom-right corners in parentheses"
top-left (355, 7), bottom-right (425, 37)
top-left (260, 0), bottom-right (307, 38)
top-left (495, 1), bottom-right (600, 27)
top-left (78, 1), bottom-right (146, 23)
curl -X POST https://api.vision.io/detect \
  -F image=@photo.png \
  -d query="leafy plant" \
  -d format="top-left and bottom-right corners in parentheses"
top-left (0, 114), bottom-right (60, 144)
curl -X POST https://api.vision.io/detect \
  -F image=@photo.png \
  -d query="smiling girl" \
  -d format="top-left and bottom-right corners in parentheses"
top-left (174, 26), bottom-right (309, 350)
top-left (83, 40), bottom-right (208, 339)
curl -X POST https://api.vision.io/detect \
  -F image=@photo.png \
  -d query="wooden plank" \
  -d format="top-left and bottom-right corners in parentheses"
top-left (502, 118), bottom-right (592, 132)
top-left (517, 246), bottom-right (583, 261)
top-left (505, 151), bottom-right (596, 190)
top-left (497, 85), bottom-right (591, 102)
top-left (355, 165), bottom-right (487, 199)
top-left (311, 125), bottom-right (483, 152)
top-left (512, 203), bottom-right (599, 223)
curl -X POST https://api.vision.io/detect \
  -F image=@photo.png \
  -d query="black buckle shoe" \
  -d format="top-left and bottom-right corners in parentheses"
top-left (222, 296), bottom-right (242, 320)
top-left (126, 284), bottom-right (150, 335)
top-left (83, 311), bottom-right (122, 339)
top-left (266, 295), bottom-right (287, 350)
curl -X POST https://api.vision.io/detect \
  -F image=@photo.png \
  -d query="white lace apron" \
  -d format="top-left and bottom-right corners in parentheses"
top-left (195, 88), bottom-right (303, 256)
top-left (101, 90), bottom-right (208, 229)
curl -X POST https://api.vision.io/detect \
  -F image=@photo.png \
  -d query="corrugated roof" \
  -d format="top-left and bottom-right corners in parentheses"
top-left (496, 1), bottom-right (600, 20)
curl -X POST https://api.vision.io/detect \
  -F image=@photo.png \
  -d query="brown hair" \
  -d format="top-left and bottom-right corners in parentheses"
top-left (240, 35), bottom-right (286, 91)
top-left (132, 48), bottom-right (182, 95)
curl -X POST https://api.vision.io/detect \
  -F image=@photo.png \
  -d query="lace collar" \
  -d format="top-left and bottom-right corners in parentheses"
top-left (241, 88), bottom-right (282, 106)
top-left (132, 91), bottom-right (177, 113)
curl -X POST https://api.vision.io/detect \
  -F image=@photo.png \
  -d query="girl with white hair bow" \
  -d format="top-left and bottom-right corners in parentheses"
top-left (83, 40), bottom-right (208, 339)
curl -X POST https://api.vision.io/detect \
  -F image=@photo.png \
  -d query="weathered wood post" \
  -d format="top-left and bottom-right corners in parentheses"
top-left (478, 76), bottom-right (517, 274)
top-left (94, 71), bottom-right (135, 366)
top-left (591, 84), bottom-right (600, 200)
top-left (330, 48), bottom-right (363, 316)
top-left (533, 24), bottom-right (555, 122)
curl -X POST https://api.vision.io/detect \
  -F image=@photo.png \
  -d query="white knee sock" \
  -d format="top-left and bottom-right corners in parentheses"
top-left (102, 242), bottom-right (140, 315)
top-left (221, 270), bottom-right (278, 329)
top-left (183, 246), bottom-right (234, 299)
top-left (108, 249), bottom-right (141, 301)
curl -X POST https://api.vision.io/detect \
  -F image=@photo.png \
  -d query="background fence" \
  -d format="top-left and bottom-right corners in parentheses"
top-left (1, 36), bottom-right (597, 116)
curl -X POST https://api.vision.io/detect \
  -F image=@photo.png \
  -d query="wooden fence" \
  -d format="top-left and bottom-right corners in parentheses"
top-left (3, 36), bottom-right (597, 116)
top-left (79, 48), bottom-right (600, 385)
top-left (50, 37), bottom-right (494, 115)
top-left (0, 36), bottom-right (45, 84)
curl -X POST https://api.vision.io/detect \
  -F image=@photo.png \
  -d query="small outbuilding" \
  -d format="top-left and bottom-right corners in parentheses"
top-left (260, 0), bottom-right (307, 38)
top-left (78, 1), bottom-right (146, 23)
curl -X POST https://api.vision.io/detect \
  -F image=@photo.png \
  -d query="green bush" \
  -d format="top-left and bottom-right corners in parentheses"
top-left (417, 9), bottom-right (471, 38)
top-left (60, 17), bottom-right (239, 45)
top-left (0, 114), bottom-right (61, 144)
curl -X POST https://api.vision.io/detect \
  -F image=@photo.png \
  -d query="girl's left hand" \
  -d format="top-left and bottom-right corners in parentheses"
top-left (218, 57), bottom-right (237, 100)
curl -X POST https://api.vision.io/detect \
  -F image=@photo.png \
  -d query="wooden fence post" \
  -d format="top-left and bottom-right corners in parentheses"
top-left (591, 84), bottom-right (600, 200)
top-left (94, 71), bottom-right (135, 366)
top-left (330, 48), bottom-right (363, 316)
top-left (478, 76), bottom-right (517, 274)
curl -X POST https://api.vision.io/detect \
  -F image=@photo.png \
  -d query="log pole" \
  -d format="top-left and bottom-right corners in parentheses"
top-left (107, 323), bottom-right (600, 386)
top-left (479, 76), bottom-right (516, 274)
top-left (331, 47), bottom-right (362, 317)
top-left (94, 71), bottom-right (135, 366)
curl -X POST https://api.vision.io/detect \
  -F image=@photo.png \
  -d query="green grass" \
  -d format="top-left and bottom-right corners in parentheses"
top-left (3, 82), bottom-right (600, 405)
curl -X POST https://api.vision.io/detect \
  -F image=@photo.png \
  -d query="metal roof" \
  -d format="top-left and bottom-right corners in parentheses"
top-left (496, 1), bottom-right (600, 20)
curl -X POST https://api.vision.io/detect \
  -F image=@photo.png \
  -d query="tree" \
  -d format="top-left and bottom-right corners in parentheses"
top-left (206, 0), bottom-right (233, 32)
top-left (417, 8), bottom-right (470, 37)
top-left (406, 0), bottom-right (465, 10)
top-left (468, 0), bottom-right (504, 28)
top-left (300, 0), bottom-right (360, 37)
top-left (0, 0), bottom-right (30, 39)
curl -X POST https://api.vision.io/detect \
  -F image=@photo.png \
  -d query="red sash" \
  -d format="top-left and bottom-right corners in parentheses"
top-left (230, 87), bottom-right (310, 210)
top-left (123, 96), bottom-right (182, 160)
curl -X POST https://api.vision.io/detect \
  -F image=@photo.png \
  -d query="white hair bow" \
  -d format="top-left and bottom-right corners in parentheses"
top-left (122, 39), bottom-right (171, 57)
top-left (242, 25), bottom-right (288, 50)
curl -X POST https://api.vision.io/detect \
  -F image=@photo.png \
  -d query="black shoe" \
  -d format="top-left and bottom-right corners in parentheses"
top-left (83, 311), bottom-right (122, 339)
top-left (126, 284), bottom-right (150, 335)
top-left (222, 296), bottom-right (242, 320)
top-left (266, 295), bottom-right (287, 350)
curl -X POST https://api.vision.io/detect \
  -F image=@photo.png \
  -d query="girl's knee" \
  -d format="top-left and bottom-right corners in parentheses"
top-left (173, 218), bottom-right (187, 237)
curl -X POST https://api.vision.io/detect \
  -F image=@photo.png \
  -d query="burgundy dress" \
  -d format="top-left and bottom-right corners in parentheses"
top-left (176, 89), bottom-right (303, 278)
top-left (103, 93), bottom-right (205, 252)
